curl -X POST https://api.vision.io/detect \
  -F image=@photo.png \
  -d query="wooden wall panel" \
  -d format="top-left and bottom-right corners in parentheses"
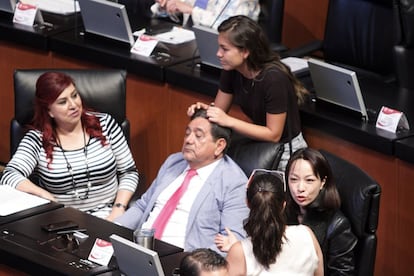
top-left (283, 0), bottom-right (329, 49)
top-left (0, 42), bottom-right (51, 162)
top-left (126, 75), bottom-right (169, 188)
top-left (0, 264), bottom-right (28, 276)
top-left (395, 160), bottom-right (414, 276)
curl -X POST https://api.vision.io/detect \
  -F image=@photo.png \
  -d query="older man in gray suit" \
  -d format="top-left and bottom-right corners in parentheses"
top-left (115, 108), bottom-right (248, 253)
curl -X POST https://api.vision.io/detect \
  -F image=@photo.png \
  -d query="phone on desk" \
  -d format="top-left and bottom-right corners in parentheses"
top-left (41, 220), bottom-right (79, 232)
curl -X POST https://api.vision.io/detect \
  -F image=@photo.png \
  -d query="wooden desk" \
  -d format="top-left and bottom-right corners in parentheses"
top-left (0, 207), bottom-right (183, 275)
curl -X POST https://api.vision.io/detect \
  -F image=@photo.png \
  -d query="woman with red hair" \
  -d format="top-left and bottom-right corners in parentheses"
top-left (1, 72), bottom-right (138, 221)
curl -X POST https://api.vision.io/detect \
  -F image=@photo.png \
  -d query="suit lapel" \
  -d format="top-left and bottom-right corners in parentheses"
top-left (186, 159), bottom-right (224, 232)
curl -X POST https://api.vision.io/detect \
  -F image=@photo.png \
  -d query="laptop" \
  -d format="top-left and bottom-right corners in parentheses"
top-left (110, 234), bottom-right (165, 276)
top-left (192, 24), bottom-right (222, 70)
top-left (78, 0), bottom-right (135, 46)
top-left (307, 58), bottom-right (368, 121)
top-left (0, 0), bottom-right (16, 13)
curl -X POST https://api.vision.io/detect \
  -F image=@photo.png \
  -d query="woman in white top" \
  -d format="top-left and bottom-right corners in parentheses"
top-left (224, 171), bottom-right (323, 276)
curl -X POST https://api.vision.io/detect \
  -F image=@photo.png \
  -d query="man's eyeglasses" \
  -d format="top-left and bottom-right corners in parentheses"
top-left (247, 169), bottom-right (286, 192)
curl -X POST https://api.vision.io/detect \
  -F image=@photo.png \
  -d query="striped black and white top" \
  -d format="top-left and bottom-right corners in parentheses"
top-left (1, 112), bottom-right (138, 213)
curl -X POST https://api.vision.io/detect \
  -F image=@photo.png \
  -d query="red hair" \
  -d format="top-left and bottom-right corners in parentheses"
top-left (31, 72), bottom-right (106, 167)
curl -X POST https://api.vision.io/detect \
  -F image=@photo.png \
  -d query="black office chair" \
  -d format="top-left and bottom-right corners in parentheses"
top-left (394, 0), bottom-right (414, 90)
top-left (258, 0), bottom-right (288, 53)
top-left (286, 0), bottom-right (395, 81)
top-left (320, 149), bottom-right (381, 276)
top-left (226, 134), bottom-right (284, 177)
top-left (11, 69), bottom-right (130, 157)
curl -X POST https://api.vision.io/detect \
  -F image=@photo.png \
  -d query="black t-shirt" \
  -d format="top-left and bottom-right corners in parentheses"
top-left (219, 67), bottom-right (302, 143)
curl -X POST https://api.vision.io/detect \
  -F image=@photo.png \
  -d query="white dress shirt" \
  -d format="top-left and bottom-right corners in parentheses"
top-left (142, 159), bottom-right (220, 248)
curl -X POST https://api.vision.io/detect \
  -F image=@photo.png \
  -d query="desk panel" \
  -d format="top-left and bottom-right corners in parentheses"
top-left (0, 207), bottom-right (183, 275)
top-left (0, 264), bottom-right (28, 276)
top-left (165, 58), bottom-right (220, 97)
top-left (395, 136), bottom-right (414, 164)
top-left (394, 159), bottom-right (414, 276)
top-left (0, 11), bottom-right (80, 50)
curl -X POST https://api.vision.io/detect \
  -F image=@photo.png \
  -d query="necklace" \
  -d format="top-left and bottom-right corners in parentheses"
top-left (58, 128), bottom-right (91, 200)
top-left (241, 70), bottom-right (261, 94)
top-left (241, 75), bottom-right (256, 94)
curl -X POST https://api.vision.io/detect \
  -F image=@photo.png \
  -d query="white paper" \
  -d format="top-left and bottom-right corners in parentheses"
top-left (13, 2), bottom-right (38, 26)
top-left (155, 27), bottom-right (195, 44)
top-left (281, 57), bottom-right (309, 73)
top-left (376, 106), bottom-right (410, 133)
top-left (0, 186), bottom-right (50, 216)
top-left (88, 238), bottom-right (114, 266)
top-left (131, 34), bottom-right (158, 57)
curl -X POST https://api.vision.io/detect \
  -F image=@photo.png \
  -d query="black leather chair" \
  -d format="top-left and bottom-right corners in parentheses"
top-left (226, 134), bottom-right (284, 177)
top-left (394, 0), bottom-right (414, 90)
top-left (287, 0), bottom-right (395, 81)
top-left (258, 0), bottom-right (287, 53)
top-left (11, 69), bottom-right (129, 157)
top-left (320, 149), bottom-right (381, 276)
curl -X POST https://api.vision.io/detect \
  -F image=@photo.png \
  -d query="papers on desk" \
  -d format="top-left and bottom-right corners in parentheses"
top-left (281, 57), bottom-right (309, 74)
top-left (0, 186), bottom-right (50, 216)
top-left (21, 0), bottom-right (80, 15)
top-left (131, 27), bottom-right (195, 56)
top-left (131, 34), bottom-right (159, 56)
top-left (154, 27), bottom-right (195, 44)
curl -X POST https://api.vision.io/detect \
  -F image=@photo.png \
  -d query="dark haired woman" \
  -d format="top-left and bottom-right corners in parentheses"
top-left (285, 148), bottom-right (357, 275)
top-left (225, 172), bottom-right (323, 275)
top-left (1, 72), bottom-right (138, 221)
top-left (188, 15), bottom-right (308, 170)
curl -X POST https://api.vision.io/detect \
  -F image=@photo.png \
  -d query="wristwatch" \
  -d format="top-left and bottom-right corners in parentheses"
top-left (114, 203), bottom-right (127, 209)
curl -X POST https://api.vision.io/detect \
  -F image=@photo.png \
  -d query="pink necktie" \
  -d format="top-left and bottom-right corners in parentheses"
top-left (152, 169), bottom-right (197, 239)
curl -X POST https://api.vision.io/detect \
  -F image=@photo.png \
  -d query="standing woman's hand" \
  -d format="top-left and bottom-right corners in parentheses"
top-left (206, 106), bottom-right (232, 127)
top-left (187, 102), bottom-right (210, 116)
